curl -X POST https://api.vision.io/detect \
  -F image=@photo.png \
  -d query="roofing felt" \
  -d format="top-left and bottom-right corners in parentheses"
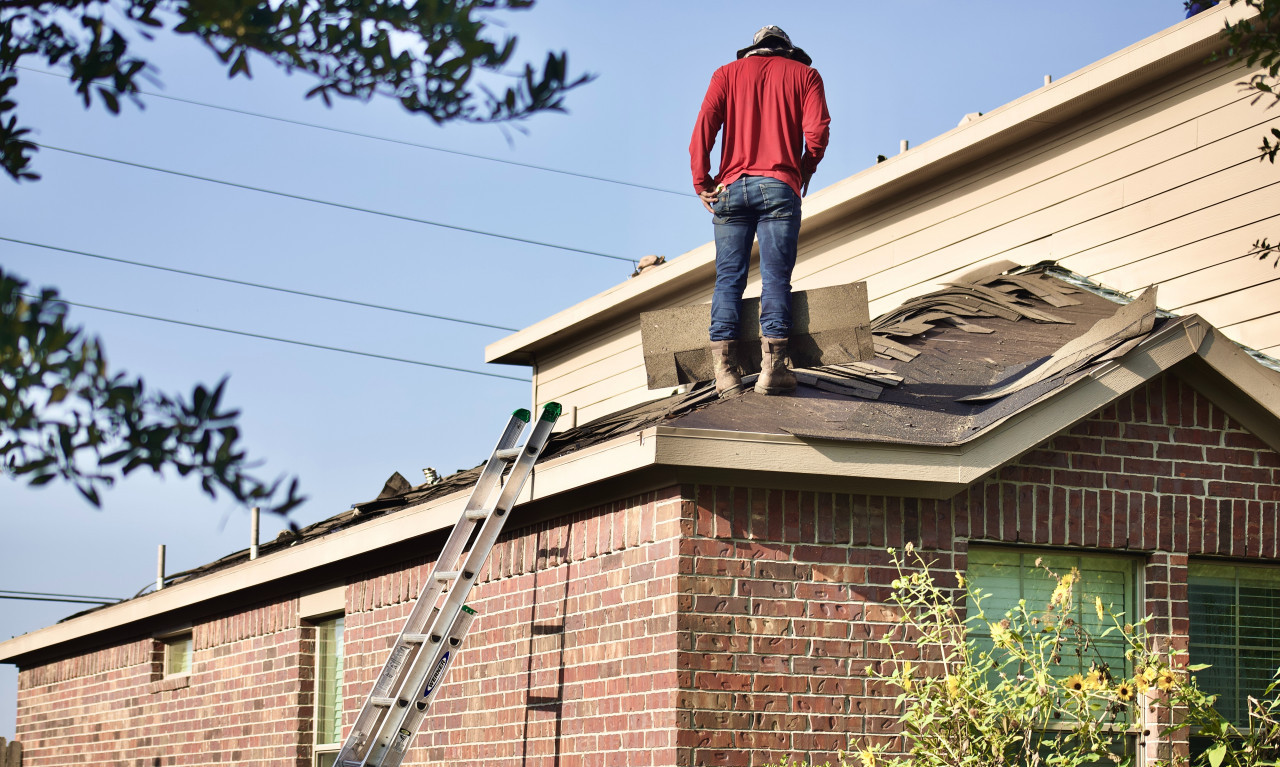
top-left (77, 263), bottom-right (1188, 605)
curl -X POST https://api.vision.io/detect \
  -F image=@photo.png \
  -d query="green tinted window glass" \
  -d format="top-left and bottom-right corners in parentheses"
top-left (967, 549), bottom-right (1137, 680)
top-left (164, 634), bottom-right (192, 677)
top-left (316, 616), bottom-right (345, 746)
top-left (1189, 564), bottom-right (1280, 724)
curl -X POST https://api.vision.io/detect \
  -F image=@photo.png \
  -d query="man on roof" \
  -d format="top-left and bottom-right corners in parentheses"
top-left (690, 25), bottom-right (831, 398)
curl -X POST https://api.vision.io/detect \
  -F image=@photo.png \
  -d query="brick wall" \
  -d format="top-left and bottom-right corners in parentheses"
top-left (14, 373), bottom-right (1280, 767)
top-left (343, 486), bottom-right (686, 767)
top-left (17, 599), bottom-right (309, 766)
top-left (675, 373), bottom-right (1280, 767)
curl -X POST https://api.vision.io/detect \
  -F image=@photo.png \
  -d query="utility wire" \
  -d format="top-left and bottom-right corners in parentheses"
top-left (22, 293), bottom-right (532, 382)
top-left (0, 595), bottom-right (117, 605)
top-left (0, 591), bottom-right (120, 604)
top-left (17, 65), bottom-right (690, 198)
top-left (0, 235), bottom-right (519, 331)
top-left (33, 143), bottom-right (636, 265)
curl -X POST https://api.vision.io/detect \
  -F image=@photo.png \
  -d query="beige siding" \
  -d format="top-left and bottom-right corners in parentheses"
top-left (536, 57), bottom-right (1280, 424)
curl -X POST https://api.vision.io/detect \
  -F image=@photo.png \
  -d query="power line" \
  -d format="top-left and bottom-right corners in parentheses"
top-left (23, 293), bottom-right (532, 382)
top-left (0, 595), bottom-right (116, 605)
top-left (0, 235), bottom-right (519, 331)
top-left (0, 589), bottom-right (119, 605)
top-left (33, 143), bottom-right (636, 264)
top-left (17, 65), bottom-right (690, 198)
top-left (0, 591), bottom-right (120, 604)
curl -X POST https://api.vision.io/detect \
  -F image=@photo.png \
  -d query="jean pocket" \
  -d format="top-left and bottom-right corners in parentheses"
top-left (759, 181), bottom-right (800, 219)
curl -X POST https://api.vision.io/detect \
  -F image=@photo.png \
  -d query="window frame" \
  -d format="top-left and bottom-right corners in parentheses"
top-left (311, 613), bottom-right (345, 767)
top-left (1188, 560), bottom-right (1280, 726)
top-left (159, 631), bottom-right (192, 678)
top-left (964, 547), bottom-right (1145, 757)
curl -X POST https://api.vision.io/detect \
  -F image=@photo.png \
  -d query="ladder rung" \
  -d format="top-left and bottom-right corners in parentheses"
top-left (434, 571), bottom-right (459, 582)
top-left (370, 697), bottom-right (395, 708)
top-left (495, 447), bottom-right (523, 461)
top-left (402, 633), bottom-right (427, 643)
top-left (465, 509), bottom-right (489, 521)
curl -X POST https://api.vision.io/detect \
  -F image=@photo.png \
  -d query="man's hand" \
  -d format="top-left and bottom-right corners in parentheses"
top-left (699, 184), bottom-right (723, 214)
top-left (699, 189), bottom-right (718, 213)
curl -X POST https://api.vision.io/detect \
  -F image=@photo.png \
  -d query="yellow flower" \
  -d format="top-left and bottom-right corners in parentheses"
top-left (859, 749), bottom-right (877, 767)
top-left (1084, 669), bottom-right (1104, 690)
top-left (1134, 674), bottom-right (1150, 693)
top-left (1050, 570), bottom-right (1079, 608)
top-left (1095, 596), bottom-right (1105, 621)
top-left (1142, 666), bottom-right (1159, 683)
top-left (946, 675), bottom-right (961, 697)
top-left (989, 622), bottom-right (1013, 648)
top-left (1063, 674), bottom-right (1086, 692)
top-left (957, 573), bottom-right (966, 588)
top-left (1157, 670), bottom-right (1177, 691)
top-left (1115, 682), bottom-right (1136, 702)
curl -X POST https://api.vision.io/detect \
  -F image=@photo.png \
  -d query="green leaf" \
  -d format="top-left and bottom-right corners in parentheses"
top-left (1187, 663), bottom-right (1213, 671)
top-left (1206, 742), bottom-right (1227, 767)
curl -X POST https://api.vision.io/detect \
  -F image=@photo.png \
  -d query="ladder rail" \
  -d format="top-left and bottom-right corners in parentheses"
top-left (336, 403), bottom-right (561, 767)
top-left (368, 608), bottom-right (477, 767)
top-left (336, 408), bottom-right (531, 766)
top-left (366, 404), bottom-right (561, 762)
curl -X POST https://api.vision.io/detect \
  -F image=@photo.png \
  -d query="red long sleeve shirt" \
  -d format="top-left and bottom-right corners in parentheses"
top-left (690, 55), bottom-right (830, 198)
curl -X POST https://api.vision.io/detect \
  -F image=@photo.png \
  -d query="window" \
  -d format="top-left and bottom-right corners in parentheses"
top-left (1189, 563), bottom-right (1280, 725)
top-left (162, 633), bottom-right (192, 677)
top-left (967, 549), bottom-right (1139, 680)
top-left (314, 615), bottom-right (345, 767)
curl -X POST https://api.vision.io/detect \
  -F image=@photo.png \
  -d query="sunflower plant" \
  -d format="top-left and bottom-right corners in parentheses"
top-left (764, 546), bottom-right (1280, 767)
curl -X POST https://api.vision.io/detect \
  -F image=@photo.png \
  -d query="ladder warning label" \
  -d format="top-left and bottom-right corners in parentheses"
top-left (374, 646), bottom-right (410, 697)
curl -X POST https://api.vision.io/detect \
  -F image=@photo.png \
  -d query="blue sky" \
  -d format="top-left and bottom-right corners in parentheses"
top-left (0, 0), bottom-right (1190, 739)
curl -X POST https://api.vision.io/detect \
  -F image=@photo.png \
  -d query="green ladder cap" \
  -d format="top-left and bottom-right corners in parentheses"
top-left (461, 605), bottom-right (477, 615)
top-left (512, 408), bottom-right (531, 422)
top-left (540, 402), bottom-right (563, 421)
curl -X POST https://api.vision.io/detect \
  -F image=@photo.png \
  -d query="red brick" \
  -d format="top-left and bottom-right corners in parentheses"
top-left (1158, 443), bottom-right (1206, 461)
top-left (1054, 470), bottom-right (1106, 488)
top-left (1209, 481), bottom-right (1256, 500)
top-left (1224, 466), bottom-right (1271, 484)
top-left (1157, 477), bottom-right (1205, 495)
top-left (1105, 439), bottom-right (1154, 458)
top-left (1225, 430), bottom-right (1269, 450)
top-left (1106, 474), bottom-right (1155, 492)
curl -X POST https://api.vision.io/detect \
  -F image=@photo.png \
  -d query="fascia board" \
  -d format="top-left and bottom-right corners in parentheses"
top-left (1181, 323), bottom-right (1280, 453)
top-left (957, 318), bottom-right (1205, 483)
top-left (483, 5), bottom-right (1252, 367)
top-left (0, 430), bottom-right (659, 665)
top-left (652, 424), bottom-right (966, 495)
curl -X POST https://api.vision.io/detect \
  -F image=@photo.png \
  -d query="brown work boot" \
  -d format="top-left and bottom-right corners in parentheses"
top-left (755, 337), bottom-right (797, 395)
top-left (709, 340), bottom-right (745, 398)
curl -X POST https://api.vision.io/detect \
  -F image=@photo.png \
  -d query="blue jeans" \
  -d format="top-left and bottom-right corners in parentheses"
top-left (708, 176), bottom-right (802, 341)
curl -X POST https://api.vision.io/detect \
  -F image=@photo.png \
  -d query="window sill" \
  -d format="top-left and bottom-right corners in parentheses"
top-left (149, 674), bottom-right (191, 693)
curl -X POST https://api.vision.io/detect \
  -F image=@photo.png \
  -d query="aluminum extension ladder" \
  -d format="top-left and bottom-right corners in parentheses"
top-left (336, 403), bottom-right (562, 767)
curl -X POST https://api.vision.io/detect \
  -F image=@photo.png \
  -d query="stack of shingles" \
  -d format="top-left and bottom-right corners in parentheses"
top-left (792, 361), bottom-right (903, 400)
top-left (789, 267), bottom-right (1086, 400)
top-left (869, 269), bottom-right (1082, 363)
